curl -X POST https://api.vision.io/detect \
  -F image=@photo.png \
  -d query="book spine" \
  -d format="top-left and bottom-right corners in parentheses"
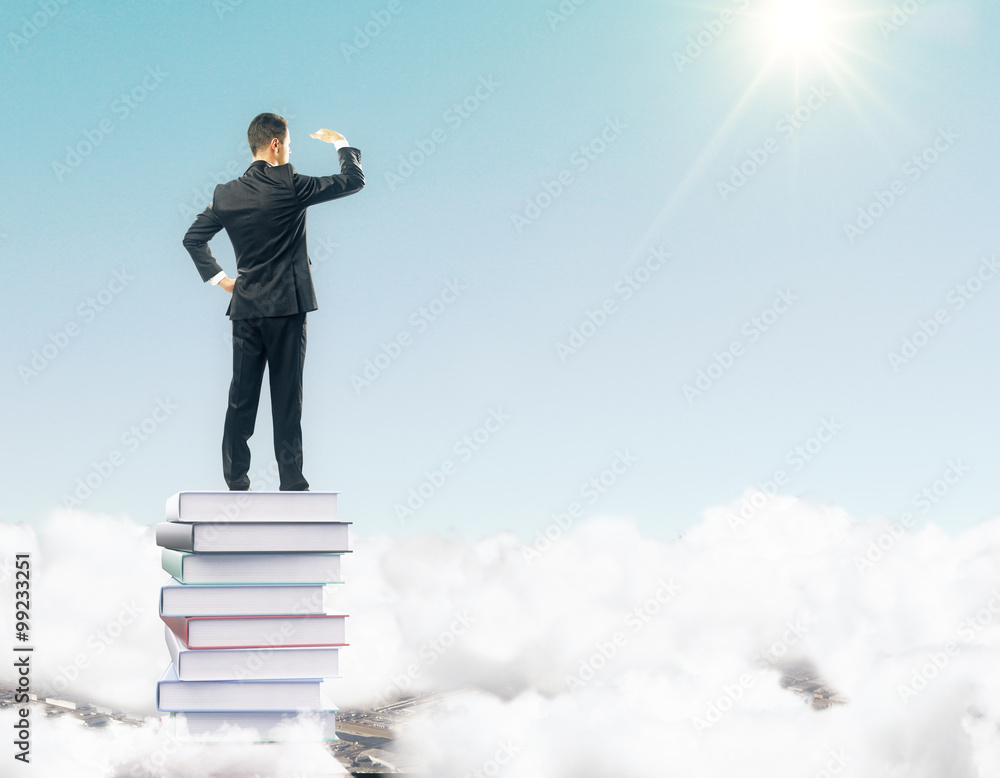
top-left (160, 548), bottom-right (185, 581)
top-left (165, 492), bottom-right (181, 521)
top-left (163, 623), bottom-right (182, 668)
top-left (160, 615), bottom-right (190, 648)
top-left (155, 522), bottom-right (194, 551)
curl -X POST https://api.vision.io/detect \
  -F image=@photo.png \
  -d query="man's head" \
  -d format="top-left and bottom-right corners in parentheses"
top-left (248, 113), bottom-right (289, 165)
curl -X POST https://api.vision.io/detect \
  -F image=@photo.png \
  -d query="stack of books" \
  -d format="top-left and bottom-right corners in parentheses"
top-left (154, 491), bottom-right (349, 742)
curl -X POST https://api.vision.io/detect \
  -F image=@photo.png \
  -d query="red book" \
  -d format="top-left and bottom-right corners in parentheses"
top-left (161, 613), bottom-right (347, 649)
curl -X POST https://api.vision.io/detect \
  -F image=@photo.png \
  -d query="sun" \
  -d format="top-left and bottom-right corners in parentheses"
top-left (769, 0), bottom-right (831, 49)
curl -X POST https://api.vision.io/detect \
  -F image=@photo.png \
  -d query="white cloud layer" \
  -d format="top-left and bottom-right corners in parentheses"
top-left (2, 494), bottom-right (1000, 776)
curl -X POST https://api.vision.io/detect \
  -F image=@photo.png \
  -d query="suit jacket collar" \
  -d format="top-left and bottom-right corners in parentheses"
top-left (246, 159), bottom-right (272, 174)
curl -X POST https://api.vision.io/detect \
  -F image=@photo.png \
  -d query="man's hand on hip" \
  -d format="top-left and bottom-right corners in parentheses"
top-left (219, 277), bottom-right (235, 294)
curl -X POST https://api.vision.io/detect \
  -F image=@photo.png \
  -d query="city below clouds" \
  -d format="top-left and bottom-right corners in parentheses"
top-left (3, 498), bottom-right (1000, 775)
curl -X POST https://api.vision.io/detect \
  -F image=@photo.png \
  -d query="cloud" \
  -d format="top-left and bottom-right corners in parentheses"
top-left (21, 715), bottom-right (351, 777)
top-left (2, 494), bottom-right (1000, 775)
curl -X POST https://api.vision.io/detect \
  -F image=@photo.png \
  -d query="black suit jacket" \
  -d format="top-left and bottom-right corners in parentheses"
top-left (183, 147), bottom-right (364, 320)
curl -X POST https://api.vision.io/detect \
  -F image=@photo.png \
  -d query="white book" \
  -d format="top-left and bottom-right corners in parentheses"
top-left (156, 521), bottom-right (350, 552)
top-left (167, 713), bottom-right (341, 745)
top-left (161, 548), bottom-right (343, 584)
top-left (160, 579), bottom-right (345, 617)
top-left (166, 491), bottom-right (339, 523)
top-left (164, 625), bottom-right (340, 681)
top-left (156, 662), bottom-right (337, 712)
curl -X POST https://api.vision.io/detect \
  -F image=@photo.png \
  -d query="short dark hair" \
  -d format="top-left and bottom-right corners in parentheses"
top-left (247, 113), bottom-right (288, 156)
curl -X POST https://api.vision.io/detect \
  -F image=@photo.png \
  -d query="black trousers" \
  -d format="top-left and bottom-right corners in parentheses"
top-left (222, 312), bottom-right (309, 491)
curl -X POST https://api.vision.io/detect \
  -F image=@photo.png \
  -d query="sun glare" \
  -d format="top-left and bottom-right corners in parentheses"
top-left (771, 1), bottom-right (828, 49)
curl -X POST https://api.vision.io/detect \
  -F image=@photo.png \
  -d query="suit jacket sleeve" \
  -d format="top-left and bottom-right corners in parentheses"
top-left (182, 203), bottom-right (226, 282)
top-left (291, 147), bottom-right (365, 208)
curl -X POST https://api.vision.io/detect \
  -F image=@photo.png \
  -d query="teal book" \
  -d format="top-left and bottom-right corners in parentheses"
top-left (159, 579), bottom-right (345, 616)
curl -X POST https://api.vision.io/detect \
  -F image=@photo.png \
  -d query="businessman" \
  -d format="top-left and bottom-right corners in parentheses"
top-left (182, 112), bottom-right (364, 491)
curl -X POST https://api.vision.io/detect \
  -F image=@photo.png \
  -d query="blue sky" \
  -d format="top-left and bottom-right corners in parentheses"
top-left (1, 0), bottom-right (998, 541)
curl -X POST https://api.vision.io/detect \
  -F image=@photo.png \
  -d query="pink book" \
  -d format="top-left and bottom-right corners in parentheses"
top-left (161, 613), bottom-right (347, 649)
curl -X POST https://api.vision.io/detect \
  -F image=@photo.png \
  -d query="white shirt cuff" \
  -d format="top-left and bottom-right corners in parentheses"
top-left (333, 138), bottom-right (350, 150)
top-left (208, 270), bottom-right (227, 285)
